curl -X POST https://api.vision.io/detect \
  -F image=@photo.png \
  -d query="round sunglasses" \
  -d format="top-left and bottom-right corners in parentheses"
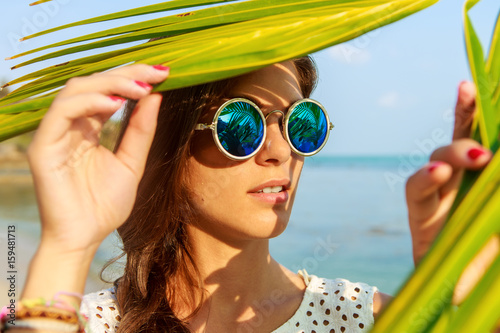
top-left (194, 98), bottom-right (334, 161)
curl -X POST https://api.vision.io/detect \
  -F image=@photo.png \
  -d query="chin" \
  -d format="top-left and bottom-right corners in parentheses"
top-left (246, 214), bottom-right (290, 240)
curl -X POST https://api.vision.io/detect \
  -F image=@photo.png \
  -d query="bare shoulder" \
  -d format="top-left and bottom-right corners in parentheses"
top-left (373, 291), bottom-right (393, 319)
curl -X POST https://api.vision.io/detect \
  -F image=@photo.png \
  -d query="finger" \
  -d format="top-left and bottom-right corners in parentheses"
top-left (95, 63), bottom-right (170, 82)
top-left (453, 81), bottom-right (476, 140)
top-left (406, 161), bottom-right (458, 264)
top-left (32, 93), bottom-right (126, 148)
top-left (406, 161), bottom-right (454, 227)
top-left (58, 75), bottom-right (151, 100)
top-left (430, 139), bottom-right (491, 198)
top-left (406, 161), bottom-right (453, 204)
top-left (430, 139), bottom-right (490, 189)
top-left (57, 75), bottom-right (153, 102)
top-left (57, 64), bottom-right (169, 99)
top-left (430, 138), bottom-right (491, 170)
top-left (115, 93), bottom-right (162, 178)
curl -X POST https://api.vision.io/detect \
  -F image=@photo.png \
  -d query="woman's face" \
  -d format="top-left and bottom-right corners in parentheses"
top-left (187, 61), bottom-right (305, 243)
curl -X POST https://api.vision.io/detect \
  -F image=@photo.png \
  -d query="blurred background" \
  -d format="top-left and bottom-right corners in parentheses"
top-left (0, 0), bottom-right (498, 305)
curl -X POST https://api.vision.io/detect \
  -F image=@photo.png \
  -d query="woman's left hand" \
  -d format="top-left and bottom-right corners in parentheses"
top-left (405, 81), bottom-right (500, 304)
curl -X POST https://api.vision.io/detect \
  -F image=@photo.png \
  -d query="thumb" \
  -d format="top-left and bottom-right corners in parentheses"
top-left (115, 93), bottom-right (162, 179)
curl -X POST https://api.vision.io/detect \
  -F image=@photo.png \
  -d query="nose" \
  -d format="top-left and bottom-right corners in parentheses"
top-left (254, 110), bottom-right (291, 165)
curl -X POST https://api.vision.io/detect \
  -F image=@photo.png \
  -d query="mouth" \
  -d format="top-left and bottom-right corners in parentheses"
top-left (255, 186), bottom-right (284, 194)
top-left (248, 181), bottom-right (290, 204)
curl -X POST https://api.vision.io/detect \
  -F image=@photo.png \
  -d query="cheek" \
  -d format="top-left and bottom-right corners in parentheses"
top-left (191, 131), bottom-right (217, 159)
top-left (186, 154), bottom-right (305, 239)
top-left (186, 162), bottom-right (253, 236)
top-left (186, 156), bottom-right (246, 210)
top-left (190, 131), bottom-right (236, 169)
top-left (291, 155), bottom-right (305, 183)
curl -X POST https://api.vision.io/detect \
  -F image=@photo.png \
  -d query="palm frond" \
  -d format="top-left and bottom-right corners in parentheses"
top-left (371, 1), bottom-right (500, 332)
top-left (0, 0), bottom-right (437, 142)
top-left (487, 11), bottom-right (500, 112)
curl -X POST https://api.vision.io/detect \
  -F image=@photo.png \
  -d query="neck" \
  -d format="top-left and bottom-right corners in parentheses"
top-left (187, 223), bottom-right (279, 300)
top-left (180, 223), bottom-right (305, 332)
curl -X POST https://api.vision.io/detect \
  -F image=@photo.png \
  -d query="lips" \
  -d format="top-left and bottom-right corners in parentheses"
top-left (248, 179), bottom-right (290, 204)
top-left (256, 186), bottom-right (283, 193)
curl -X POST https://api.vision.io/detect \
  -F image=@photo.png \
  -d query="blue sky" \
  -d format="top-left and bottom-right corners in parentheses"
top-left (0, 0), bottom-right (498, 155)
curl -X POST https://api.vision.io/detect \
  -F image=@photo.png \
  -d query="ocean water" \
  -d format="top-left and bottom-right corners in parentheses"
top-left (270, 155), bottom-right (419, 295)
top-left (0, 155), bottom-right (424, 302)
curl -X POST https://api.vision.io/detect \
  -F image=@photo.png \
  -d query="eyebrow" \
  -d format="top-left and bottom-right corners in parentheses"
top-left (227, 94), bottom-right (264, 109)
top-left (227, 94), bottom-right (302, 113)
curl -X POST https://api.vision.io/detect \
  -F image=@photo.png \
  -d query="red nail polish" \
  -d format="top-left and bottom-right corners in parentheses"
top-left (109, 96), bottom-right (126, 103)
top-left (152, 65), bottom-right (170, 71)
top-left (428, 161), bottom-right (445, 173)
top-left (134, 80), bottom-right (152, 90)
top-left (467, 148), bottom-right (485, 160)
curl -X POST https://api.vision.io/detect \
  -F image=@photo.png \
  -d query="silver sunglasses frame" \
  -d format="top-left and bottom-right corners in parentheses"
top-left (194, 97), bottom-right (334, 161)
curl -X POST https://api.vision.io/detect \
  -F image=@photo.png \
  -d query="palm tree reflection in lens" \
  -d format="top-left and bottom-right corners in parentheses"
top-left (217, 101), bottom-right (265, 157)
top-left (288, 101), bottom-right (328, 154)
top-left (215, 99), bottom-right (330, 159)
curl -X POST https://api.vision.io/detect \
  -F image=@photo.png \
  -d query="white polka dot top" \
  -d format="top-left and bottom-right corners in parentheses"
top-left (80, 288), bottom-right (121, 333)
top-left (80, 270), bottom-right (377, 333)
top-left (272, 270), bottom-right (378, 333)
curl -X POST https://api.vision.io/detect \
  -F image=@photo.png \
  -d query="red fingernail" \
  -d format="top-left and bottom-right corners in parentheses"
top-left (152, 65), bottom-right (170, 71)
top-left (134, 80), bottom-right (152, 90)
top-left (428, 161), bottom-right (445, 173)
top-left (109, 96), bottom-right (126, 103)
top-left (467, 148), bottom-right (486, 160)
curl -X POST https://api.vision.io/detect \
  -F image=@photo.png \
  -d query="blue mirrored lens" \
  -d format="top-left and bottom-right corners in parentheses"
top-left (287, 101), bottom-right (328, 154)
top-left (216, 101), bottom-right (264, 157)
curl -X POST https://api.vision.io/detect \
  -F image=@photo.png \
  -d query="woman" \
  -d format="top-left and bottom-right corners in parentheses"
top-left (11, 56), bottom-right (494, 332)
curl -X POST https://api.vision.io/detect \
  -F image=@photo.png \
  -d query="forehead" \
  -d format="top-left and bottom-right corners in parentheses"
top-left (228, 61), bottom-right (303, 109)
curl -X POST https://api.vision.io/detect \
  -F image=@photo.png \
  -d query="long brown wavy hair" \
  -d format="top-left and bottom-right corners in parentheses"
top-left (109, 57), bottom-right (318, 332)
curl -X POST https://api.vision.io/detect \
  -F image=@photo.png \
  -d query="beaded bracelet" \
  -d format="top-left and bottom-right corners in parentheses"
top-left (1, 292), bottom-right (89, 333)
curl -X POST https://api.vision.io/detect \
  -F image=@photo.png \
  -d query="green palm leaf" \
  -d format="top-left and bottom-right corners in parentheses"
top-left (371, 1), bottom-right (500, 332)
top-left (463, 0), bottom-right (498, 151)
top-left (0, 0), bottom-right (437, 142)
top-left (20, 0), bottom-right (240, 44)
top-left (487, 11), bottom-right (500, 114)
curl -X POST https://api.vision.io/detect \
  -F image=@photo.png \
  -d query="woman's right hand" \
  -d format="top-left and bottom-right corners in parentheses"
top-left (28, 64), bottom-right (169, 253)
